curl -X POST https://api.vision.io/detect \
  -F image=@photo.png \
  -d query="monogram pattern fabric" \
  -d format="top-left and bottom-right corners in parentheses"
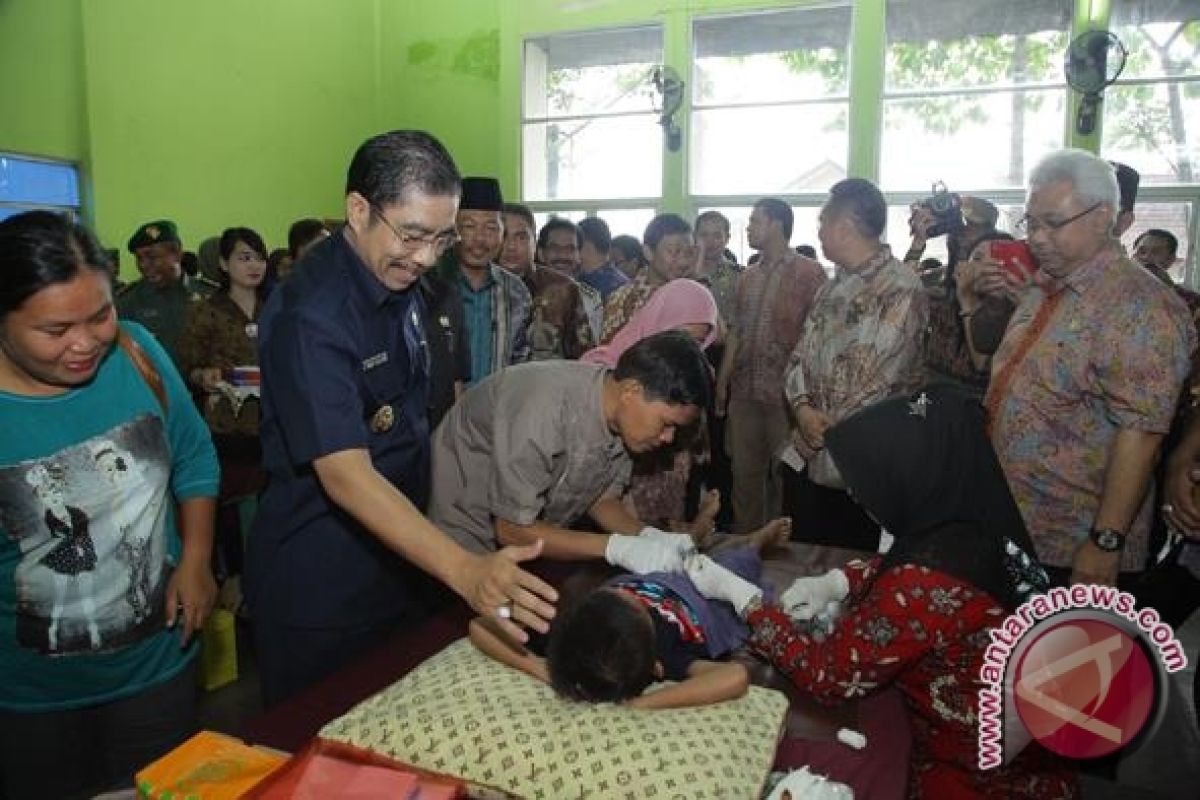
top-left (321, 639), bottom-right (788, 799)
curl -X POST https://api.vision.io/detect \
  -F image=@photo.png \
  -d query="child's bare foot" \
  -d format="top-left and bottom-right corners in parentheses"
top-left (674, 516), bottom-right (714, 549)
top-left (679, 489), bottom-right (721, 548)
top-left (746, 517), bottom-right (792, 553)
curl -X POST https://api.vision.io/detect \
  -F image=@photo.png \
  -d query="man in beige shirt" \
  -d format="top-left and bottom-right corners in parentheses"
top-left (429, 332), bottom-right (712, 574)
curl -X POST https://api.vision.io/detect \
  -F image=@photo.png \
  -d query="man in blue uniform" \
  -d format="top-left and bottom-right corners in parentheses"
top-left (246, 131), bottom-right (557, 706)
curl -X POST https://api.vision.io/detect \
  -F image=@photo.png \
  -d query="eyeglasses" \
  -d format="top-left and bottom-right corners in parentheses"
top-left (1016, 202), bottom-right (1101, 236)
top-left (370, 205), bottom-right (459, 255)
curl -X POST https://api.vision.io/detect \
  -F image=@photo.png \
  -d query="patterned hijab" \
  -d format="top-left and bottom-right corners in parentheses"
top-left (580, 279), bottom-right (718, 368)
top-left (824, 384), bottom-right (1047, 611)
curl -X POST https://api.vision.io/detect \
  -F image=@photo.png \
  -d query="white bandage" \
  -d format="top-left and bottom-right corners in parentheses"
top-left (836, 727), bottom-right (867, 750)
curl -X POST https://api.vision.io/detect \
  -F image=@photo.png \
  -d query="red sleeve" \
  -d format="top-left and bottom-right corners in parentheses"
top-left (840, 557), bottom-right (879, 595)
top-left (746, 563), bottom-right (999, 705)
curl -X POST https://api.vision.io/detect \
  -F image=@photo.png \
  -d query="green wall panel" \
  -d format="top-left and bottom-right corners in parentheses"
top-left (80, 0), bottom-right (378, 263)
top-left (0, 0), bottom-right (88, 163)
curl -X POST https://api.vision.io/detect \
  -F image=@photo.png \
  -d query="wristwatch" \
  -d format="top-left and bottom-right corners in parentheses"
top-left (1089, 527), bottom-right (1126, 553)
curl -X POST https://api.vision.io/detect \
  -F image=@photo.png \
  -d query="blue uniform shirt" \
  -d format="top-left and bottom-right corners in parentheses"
top-left (246, 232), bottom-right (437, 627)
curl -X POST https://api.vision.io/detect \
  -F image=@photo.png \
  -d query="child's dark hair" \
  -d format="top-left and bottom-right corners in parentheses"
top-left (546, 589), bottom-right (656, 703)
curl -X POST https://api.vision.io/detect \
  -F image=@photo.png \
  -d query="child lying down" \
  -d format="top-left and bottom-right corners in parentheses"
top-left (468, 518), bottom-right (790, 709)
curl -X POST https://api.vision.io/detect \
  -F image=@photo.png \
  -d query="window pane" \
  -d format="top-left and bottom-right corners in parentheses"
top-left (597, 209), bottom-right (658, 241)
top-left (880, 90), bottom-right (1067, 190)
top-left (524, 28), bottom-right (662, 119)
top-left (788, 207), bottom-right (826, 270)
top-left (531, 209), bottom-right (659, 242)
top-left (0, 155), bottom-right (80, 206)
top-left (693, 6), bottom-right (852, 105)
top-left (690, 104), bottom-right (849, 195)
top-left (885, 0), bottom-right (1072, 92)
top-left (885, 202), bottom-right (1024, 266)
top-left (882, 0), bottom-right (1070, 192)
top-left (1122, 201), bottom-right (1192, 283)
top-left (699, 205), bottom-right (827, 271)
top-left (1101, 83), bottom-right (1200, 185)
top-left (1109, 2), bottom-right (1200, 81)
top-left (533, 210), bottom-right (585, 235)
top-left (523, 115), bottom-right (662, 201)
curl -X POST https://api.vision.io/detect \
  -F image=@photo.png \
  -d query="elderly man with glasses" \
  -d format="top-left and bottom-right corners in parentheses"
top-left (985, 148), bottom-right (1195, 590)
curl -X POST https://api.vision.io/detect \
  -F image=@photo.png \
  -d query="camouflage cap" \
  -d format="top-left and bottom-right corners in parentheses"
top-left (127, 220), bottom-right (181, 253)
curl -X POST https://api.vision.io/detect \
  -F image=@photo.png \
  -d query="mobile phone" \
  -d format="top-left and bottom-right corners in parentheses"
top-left (990, 240), bottom-right (1036, 283)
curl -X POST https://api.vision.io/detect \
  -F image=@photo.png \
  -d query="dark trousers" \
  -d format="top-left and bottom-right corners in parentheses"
top-left (0, 660), bottom-right (197, 800)
top-left (700, 343), bottom-right (734, 530)
top-left (781, 465), bottom-right (881, 551)
top-left (254, 614), bottom-right (417, 709)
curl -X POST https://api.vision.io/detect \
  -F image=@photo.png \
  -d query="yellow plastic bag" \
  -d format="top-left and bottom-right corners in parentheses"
top-left (136, 730), bottom-right (285, 800)
top-left (197, 607), bottom-right (238, 691)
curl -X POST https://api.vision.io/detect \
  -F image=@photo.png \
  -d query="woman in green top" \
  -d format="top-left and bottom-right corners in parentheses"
top-left (0, 211), bottom-right (219, 799)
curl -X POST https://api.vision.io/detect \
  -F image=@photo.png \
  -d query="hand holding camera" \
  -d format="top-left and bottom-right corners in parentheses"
top-left (907, 205), bottom-right (937, 250)
top-left (915, 181), bottom-right (965, 239)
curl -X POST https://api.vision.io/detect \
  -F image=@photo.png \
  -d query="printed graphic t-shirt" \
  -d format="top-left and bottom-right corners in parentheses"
top-left (0, 322), bottom-right (219, 711)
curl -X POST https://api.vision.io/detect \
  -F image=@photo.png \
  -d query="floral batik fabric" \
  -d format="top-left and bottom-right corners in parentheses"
top-left (747, 558), bottom-right (1078, 799)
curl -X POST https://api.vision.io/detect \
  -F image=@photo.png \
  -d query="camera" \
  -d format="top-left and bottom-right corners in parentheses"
top-left (918, 181), bottom-right (965, 238)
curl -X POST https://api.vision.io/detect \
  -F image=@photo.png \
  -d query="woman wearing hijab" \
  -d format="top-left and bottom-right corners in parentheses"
top-left (685, 385), bottom-right (1078, 798)
top-left (580, 278), bottom-right (718, 368)
top-left (580, 279), bottom-right (721, 534)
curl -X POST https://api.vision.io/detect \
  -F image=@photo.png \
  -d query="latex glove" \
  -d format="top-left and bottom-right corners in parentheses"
top-left (766, 766), bottom-right (854, 800)
top-left (684, 554), bottom-right (762, 616)
top-left (780, 569), bottom-right (849, 621)
top-left (605, 534), bottom-right (685, 574)
top-left (638, 526), bottom-right (697, 559)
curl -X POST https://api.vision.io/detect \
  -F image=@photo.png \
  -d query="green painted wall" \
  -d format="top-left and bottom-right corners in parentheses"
top-left (0, 0), bottom-right (88, 162)
top-left (79, 0), bottom-right (380, 260)
top-left (380, 1), bottom-right (501, 186)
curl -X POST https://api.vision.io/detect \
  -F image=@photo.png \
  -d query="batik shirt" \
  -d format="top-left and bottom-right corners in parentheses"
top-left (695, 258), bottom-right (743, 328)
top-left (731, 252), bottom-right (827, 407)
top-left (600, 274), bottom-right (659, 344)
top-left (177, 291), bottom-right (262, 436)
top-left (0, 323), bottom-right (218, 711)
top-left (748, 559), bottom-right (1078, 799)
top-left (985, 247), bottom-right (1194, 571)
top-left (784, 246), bottom-right (928, 487)
top-left (519, 267), bottom-right (595, 361)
